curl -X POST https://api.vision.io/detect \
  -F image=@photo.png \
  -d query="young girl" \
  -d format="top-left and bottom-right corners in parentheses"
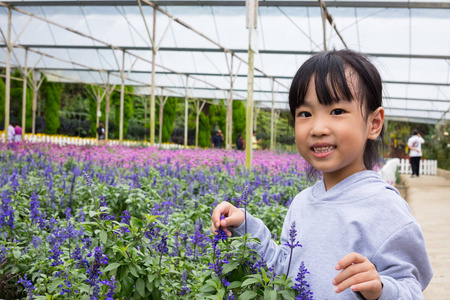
top-left (211, 49), bottom-right (433, 299)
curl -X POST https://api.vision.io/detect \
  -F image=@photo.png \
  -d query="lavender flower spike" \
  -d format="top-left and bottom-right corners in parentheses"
top-left (285, 221), bottom-right (302, 277)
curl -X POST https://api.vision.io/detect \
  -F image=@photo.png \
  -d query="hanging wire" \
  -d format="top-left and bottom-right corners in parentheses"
top-left (80, 6), bottom-right (106, 84)
top-left (354, 7), bottom-right (361, 52)
top-left (277, 6), bottom-right (321, 51)
top-left (306, 7), bottom-right (312, 51)
top-left (116, 6), bottom-right (137, 47)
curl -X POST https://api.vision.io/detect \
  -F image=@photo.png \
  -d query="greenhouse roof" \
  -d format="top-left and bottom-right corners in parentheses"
top-left (1, 0), bottom-right (449, 124)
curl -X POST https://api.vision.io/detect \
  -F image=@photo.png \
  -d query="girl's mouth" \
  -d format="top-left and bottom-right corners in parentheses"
top-left (312, 145), bottom-right (337, 154)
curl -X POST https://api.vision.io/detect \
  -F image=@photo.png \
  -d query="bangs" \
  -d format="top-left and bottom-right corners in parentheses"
top-left (289, 52), bottom-right (357, 116)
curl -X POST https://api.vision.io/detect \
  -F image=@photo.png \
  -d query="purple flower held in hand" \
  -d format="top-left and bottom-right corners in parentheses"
top-left (284, 221), bottom-right (302, 277)
top-left (293, 261), bottom-right (313, 300)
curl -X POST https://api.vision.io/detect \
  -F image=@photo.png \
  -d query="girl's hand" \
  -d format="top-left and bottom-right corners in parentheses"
top-left (332, 252), bottom-right (382, 300)
top-left (211, 201), bottom-right (245, 237)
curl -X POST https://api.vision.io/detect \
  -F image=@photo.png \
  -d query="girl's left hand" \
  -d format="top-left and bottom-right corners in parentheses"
top-left (332, 252), bottom-right (382, 300)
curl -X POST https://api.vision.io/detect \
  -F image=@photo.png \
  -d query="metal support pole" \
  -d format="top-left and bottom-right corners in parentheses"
top-left (184, 76), bottom-right (189, 148)
top-left (31, 70), bottom-right (37, 135)
top-left (105, 72), bottom-right (111, 143)
top-left (119, 50), bottom-right (125, 143)
top-left (150, 7), bottom-right (157, 146)
top-left (245, 0), bottom-right (257, 168)
top-left (195, 99), bottom-right (206, 148)
top-left (226, 54), bottom-right (234, 149)
top-left (4, 7), bottom-right (11, 141)
top-left (21, 49), bottom-right (28, 140)
top-left (270, 80), bottom-right (275, 151)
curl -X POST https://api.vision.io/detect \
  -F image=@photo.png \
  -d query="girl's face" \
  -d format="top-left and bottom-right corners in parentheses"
top-left (294, 75), bottom-right (383, 190)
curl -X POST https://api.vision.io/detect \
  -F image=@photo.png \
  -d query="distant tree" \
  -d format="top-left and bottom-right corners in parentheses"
top-left (111, 86), bottom-right (134, 138)
top-left (198, 111), bottom-right (211, 147)
top-left (41, 76), bottom-right (62, 134)
top-left (87, 86), bottom-right (106, 137)
top-left (232, 100), bottom-right (246, 141)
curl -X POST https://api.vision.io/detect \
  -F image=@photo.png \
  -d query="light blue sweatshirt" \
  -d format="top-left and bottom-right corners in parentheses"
top-left (230, 170), bottom-right (433, 299)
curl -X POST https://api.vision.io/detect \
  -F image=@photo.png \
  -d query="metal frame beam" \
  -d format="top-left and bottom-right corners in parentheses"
top-left (4, 1), bottom-right (450, 9)
top-left (4, 45), bottom-right (450, 61)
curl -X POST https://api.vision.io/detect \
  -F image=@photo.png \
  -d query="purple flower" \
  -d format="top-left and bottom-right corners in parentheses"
top-left (284, 221), bottom-right (302, 277)
top-left (179, 269), bottom-right (190, 295)
top-left (120, 210), bottom-right (131, 225)
top-left (48, 242), bottom-right (63, 267)
top-left (30, 192), bottom-right (41, 225)
top-left (17, 274), bottom-right (35, 300)
top-left (293, 261), bottom-right (313, 300)
top-left (100, 276), bottom-right (118, 300)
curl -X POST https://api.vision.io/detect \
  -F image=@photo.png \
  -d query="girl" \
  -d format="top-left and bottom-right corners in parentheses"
top-left (211, 49), bottom-right (433, 299)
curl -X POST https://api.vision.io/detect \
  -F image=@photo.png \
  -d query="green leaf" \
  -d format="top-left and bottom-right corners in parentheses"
top-left (222, 260), bottom-right (239, 275)
top-left (264, 289), bottom-right (277, 300)
top-left (241, 277), bottom-right (262, 287)
top-left (100, 230), bottom-right (108, 244)
top-left (238, 291), bottom-right (258, 300)
top-left (278, 289), bottom-right (296, 300)
top-left (13, 250), bottom-right (21, 259)
top-left (48, 278), bottom-right (65, 293)
top-left (131, 217), bottom-right (144, 228)
top-left (227, 281), bottom-right (242, 290)
top-left (89, 210), bottom-right (97, 217)
top-left (129, 265), bottom-right (139, 277)
top-left (103, 262), bottom-right (121, 272)
top-left (148, 273), bottom-right (157, 283)
top-left (136, 278), bottom-right (145, 297)
top-left (199, 285), bottom-right (215, 293)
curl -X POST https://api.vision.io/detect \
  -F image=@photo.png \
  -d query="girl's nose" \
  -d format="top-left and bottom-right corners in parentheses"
top-left (310, 118), bottom-right (331, 137)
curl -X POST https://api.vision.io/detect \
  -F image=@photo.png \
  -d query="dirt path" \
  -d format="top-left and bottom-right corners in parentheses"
top-left (402, 174), bottom-right (450, 299)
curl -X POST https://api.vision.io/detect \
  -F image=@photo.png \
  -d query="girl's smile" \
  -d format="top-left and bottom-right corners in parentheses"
top-left (295, 75), bottom-right (384, 190)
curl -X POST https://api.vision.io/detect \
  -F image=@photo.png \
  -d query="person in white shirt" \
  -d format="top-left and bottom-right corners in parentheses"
top-left (407, 129), bottom-right (425, 177)
top-left (7, 124), bottom-right (15, 142)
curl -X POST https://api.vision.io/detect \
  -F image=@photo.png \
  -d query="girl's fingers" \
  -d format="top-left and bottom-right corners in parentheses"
top-left (333, 270), bottom-right (373, 293)
top-left (335, 252), bottom-right (366, 270)
top-left (211, 201), bottom-right (230, 227)
top-left (333, 262), bottom-right (369, 285)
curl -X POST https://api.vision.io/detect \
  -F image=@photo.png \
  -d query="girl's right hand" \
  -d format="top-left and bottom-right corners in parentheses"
top-left (211, 201), bottom-right (245, 237)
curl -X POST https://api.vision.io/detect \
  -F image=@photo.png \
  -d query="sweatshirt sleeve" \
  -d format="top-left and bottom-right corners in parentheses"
top-left (372, 222), bottom-right (433, 300)
top-left (229, 210), bottom-right (292, 276)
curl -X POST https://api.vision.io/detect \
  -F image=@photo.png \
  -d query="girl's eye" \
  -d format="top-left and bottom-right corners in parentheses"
top-left (331, 109), bottom-right (345, 115)
top-left (297, 111), bottom-right (311, 118)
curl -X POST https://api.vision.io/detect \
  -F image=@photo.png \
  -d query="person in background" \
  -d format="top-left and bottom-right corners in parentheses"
top-left (97, 121), bottom-right (106, 145)
top-left (212, 129), bottom-right (224, 149)
top-left (14, 125), bottom-right (22, 142)
top-left (251, 131), bottom-right (262, 150)
top-left (408, 129), bottom-right (425, 177)
top-left (7, 124), bottom-right (15, 142)
top-left (235, 133), bottom-right (244, 150)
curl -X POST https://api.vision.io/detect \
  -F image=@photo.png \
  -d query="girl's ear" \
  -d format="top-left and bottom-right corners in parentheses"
top-left (368, 107), bottom-right (384, 140)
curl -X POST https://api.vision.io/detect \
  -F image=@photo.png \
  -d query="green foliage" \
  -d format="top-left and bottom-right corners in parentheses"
top-left (425, 123), bottom-right (450, 170)
top-left (41, 76), bottom-right (62, 134)
top-left (198, 112), bottom-right (211, 147)
top-left (160, 97), bottom-right (177, 142)
top-left (232, 100), bottom-right (246, 141)
top-left (111, 86), bottom-right (135, 138)
top-left (0, 77), bottom-right (5, 123)
top-left (210, 101), bottom-right (226, 134)
top-left (86, 86), bottom-right (106, 137)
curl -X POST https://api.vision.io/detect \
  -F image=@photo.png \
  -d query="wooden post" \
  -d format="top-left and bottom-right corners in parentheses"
top-left (226, 54), bottom-right (234, 149)
top-left (31, 71), bottom-right (37, 135)
top-left (270, 80), bottom-right (275, 150)
top-left (105, 73), bottom-right (111, 143)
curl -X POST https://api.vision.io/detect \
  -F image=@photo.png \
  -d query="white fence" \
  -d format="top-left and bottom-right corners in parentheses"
top-left (1, 132), bottom-right (185, 149)
top-left (398, 158), bottom-right (438, 175)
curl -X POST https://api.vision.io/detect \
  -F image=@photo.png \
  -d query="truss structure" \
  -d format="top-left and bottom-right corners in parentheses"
top-left (0, 0), bottom-right (449, 151)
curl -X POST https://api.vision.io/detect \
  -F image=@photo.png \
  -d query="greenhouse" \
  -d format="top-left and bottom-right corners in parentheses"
top-left (0, 1), bottom-right (449, 299)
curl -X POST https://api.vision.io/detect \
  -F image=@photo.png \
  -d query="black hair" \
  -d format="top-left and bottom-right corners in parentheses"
top-left (413, 129), bottom-right (419, 135)
top-left (289, 49), bottom-right (384, 170)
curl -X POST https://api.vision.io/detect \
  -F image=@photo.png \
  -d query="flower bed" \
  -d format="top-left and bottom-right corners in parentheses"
top-left (0, 143), bottom-right (314, 299)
